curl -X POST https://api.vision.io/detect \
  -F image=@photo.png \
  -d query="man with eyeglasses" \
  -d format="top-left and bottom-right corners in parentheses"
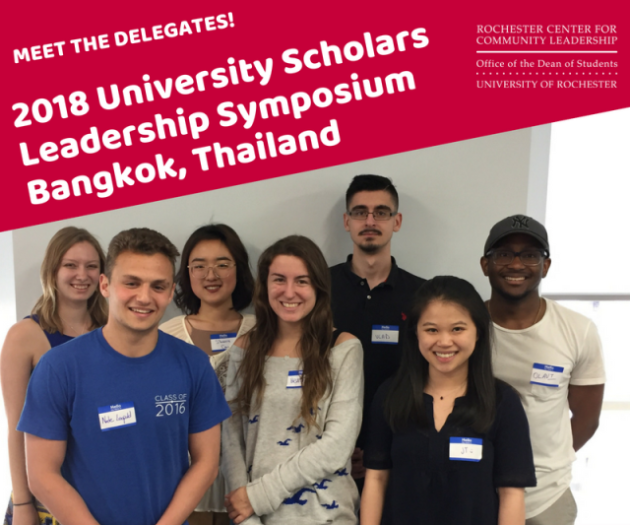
top-left (330, 174), bottom-right (426, 492)
top-left (481, 215), bottom-right (605, 525)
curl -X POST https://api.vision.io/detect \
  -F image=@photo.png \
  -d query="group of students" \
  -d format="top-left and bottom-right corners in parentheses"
top-left (0, 174), bottom-right (605, 525)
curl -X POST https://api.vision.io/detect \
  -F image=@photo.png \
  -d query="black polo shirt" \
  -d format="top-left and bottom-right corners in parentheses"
top-left (330, 255), bottom-right (425, 448)
top-left (364, 380), bottom-right (536, 525)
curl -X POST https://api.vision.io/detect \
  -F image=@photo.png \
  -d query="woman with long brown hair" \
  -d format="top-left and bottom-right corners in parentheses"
top-left (1, 226), bottom-right (107, 525)
top-left (222, 235), bottom-right (364, 525)
top-left (361, 276), bottom-right (535, 525)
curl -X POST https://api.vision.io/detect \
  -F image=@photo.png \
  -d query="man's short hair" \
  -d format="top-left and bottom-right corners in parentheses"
top-left (345, 174), bottom-right (399, 210)
top-left (105, 228), bottom-right (180, 278)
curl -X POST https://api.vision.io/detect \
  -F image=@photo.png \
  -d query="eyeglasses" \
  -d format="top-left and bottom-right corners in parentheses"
top-left (487, 250), bottom-right (547, 267)
top-left (347, 208), bottom-right (397, 221)
top-left (188, 262), bottom-right (236, 279)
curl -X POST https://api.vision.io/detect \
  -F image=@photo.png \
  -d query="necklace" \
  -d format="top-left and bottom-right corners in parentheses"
top-left (531, 298), bottom-right (544, 326)
top-left (487, 298), bottom-right (544, 328)
top-left (426, 382), bottom-right (467, 401)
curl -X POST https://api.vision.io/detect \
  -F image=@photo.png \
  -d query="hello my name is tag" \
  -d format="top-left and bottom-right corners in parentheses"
top-left (371, 325), bottom-right (399, 345)
top-left (530, 363), bottom-right (564, 387)
top-left (287, 370), bottom-right (303, 389)
top-left (210, 332), bottom-right (238, 353)
top-left (449, 437), bottom-right (483, 462)
top-left (98, 402), bottom-right (137, 431)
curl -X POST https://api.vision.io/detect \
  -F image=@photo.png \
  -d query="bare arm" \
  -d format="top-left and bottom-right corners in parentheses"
top-left (568, 383), bottom-right (604, 451)
top-left (360, 468), bottom-right (390, 525)
top-left (1, 321), bottom-right (50, 525)
top-left (156, 425), bottom-right (221, 525)
top-left (497, 487), bottom-right (525, 525)
top-left (25, 434), bottom-right (100, 525)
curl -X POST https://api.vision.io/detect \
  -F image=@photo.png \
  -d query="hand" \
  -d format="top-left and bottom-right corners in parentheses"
top-left (351, 447), bottom-right (366, 479)
top-left (12, 502), bottom-right (40, 525)
top-left (225, 486), bottom-right (254, 524)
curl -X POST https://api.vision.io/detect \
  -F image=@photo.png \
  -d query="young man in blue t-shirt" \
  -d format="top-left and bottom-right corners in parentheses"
top-left (19, 228), bottom-right (231, 525)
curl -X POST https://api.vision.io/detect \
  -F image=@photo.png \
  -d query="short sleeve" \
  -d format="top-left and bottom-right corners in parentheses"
top-left (492, 384), bottom-right (536, 488)
top-left (363, 380), bottom-right (394, 470)
top-left (18, 356), bottom-right (70, 440)
top-left (570, 321), bottom-right (606, 386)
top-left (189, 355), bottom-right (231, 434)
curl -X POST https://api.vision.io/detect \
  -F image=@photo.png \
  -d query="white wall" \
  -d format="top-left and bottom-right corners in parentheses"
top-left (527, 125), bottom-right (551, 222)
top-left (0, 230), bottom-right (16, 499)
top-left (11, 126), bottom-right (541, 323)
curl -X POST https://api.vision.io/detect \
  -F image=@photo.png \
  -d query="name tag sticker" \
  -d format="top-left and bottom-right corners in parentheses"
top-left (287, 370), bottom-right (303, 389)
top-left (98, 402), bottom-right (137, 431)
top-left (210, 332), bottom-right (238, 353)
top-left (371, 325), bottom-right (399, 345)
top-left (530, 363), bottom-right (564, 387)
top-left (449, 437), bottom-right (483, 462)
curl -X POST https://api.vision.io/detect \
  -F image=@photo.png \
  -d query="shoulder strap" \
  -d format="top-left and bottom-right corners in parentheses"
top-left (25, 314), bottom-right (40, 324)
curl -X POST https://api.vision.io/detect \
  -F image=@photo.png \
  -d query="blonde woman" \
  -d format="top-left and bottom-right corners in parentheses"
top-left (1, 227), bottom-right (107, 525)
top-left (160, 224), bottom-right (255, 525)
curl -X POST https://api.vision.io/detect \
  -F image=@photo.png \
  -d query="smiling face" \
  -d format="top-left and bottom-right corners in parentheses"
top-left (100, 251), bottom-right (175, 337)
top-left (55, 241), bottom-right (101, 303)
top-left (343, 190), bottom-right (402, 254)
top-left (481, 233), bottom-right (551, 302)
top-left (267, 255), bottom-right (316, 326)
top-left (417, 300), bottom-right (477, 379)
top-left (188, 239), bottom-right (237, 309)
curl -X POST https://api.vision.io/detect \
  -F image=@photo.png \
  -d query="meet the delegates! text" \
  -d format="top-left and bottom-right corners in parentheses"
top-left (12, 14), bottom-right (236, 63)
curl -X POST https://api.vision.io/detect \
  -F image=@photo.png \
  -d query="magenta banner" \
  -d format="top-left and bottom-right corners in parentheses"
top-left (1, 0), bottom-right (627, 231)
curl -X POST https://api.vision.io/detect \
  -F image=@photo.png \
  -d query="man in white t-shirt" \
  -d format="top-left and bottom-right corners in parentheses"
top-left (480, 215), bottom-right (605, 525)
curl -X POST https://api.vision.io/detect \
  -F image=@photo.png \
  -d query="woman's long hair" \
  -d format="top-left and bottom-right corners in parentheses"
top-left (384, 276), bottom-right (496, 433)
top-left (233, 235), bottom-right (333, 430)
top-left (32, 227), bottom-right (108, 333)
top-left (174, 224), bottom-right (254, 314)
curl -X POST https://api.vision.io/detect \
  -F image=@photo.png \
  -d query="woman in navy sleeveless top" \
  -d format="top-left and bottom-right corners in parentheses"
top-left (25, 315), bottom-right (73, 347)
top-left (1, 227), bottom-right (108, 525)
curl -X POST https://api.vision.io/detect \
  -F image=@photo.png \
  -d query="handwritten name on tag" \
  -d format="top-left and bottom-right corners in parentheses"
top-left (530, 363), bottom-right (564, 387)
top-left (449, 437), bottom-right (483, 462)
top-left (371, 325), bottom-right (399, 345)
top-left (98, 402), bottom-right (137, 431)
top-left (210, 332), bottom-right (237, 353)
top-left (287, 370), bottom-right (303, 389)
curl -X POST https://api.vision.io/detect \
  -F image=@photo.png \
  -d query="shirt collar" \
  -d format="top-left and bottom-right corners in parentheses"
top-left (343, 254), bottom-right (400, 288)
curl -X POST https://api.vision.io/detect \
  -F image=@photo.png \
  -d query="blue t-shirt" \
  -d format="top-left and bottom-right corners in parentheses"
top-left (18, 328), bottom-right (231, 525)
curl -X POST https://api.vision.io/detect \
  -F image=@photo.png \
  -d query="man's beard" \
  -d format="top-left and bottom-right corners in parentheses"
top-left (358, 241), bottom-right (382, 254)
top-left (358, 229), bottom-right (383, 254)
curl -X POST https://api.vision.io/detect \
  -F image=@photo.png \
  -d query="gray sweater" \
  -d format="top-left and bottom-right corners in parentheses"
top-left (222, 338), bottom-right (364, 524)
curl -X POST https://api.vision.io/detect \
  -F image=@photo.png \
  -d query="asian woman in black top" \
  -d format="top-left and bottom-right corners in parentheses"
top-left (361, 276), bottom-right (535, 525)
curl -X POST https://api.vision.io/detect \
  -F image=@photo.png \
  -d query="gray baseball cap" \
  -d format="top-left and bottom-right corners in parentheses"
top-left (484, 215), bottom-right (550, 255)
